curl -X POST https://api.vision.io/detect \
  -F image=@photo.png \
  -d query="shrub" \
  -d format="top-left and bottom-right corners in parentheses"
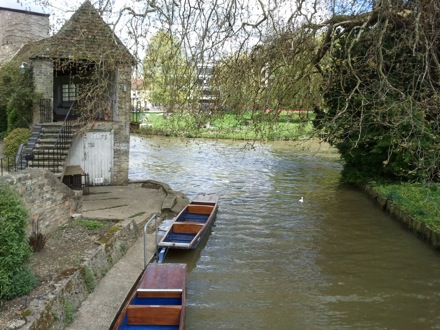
top-left (63, 299), bottom-right (75, 325)
top-left (3, 127), bottom-right (31, 158)
top-left (75, 219), bottom-right (105, 230)
top-left (2, 267), bottom-right (36, 300)
top-left (82, 267), bottom-right (96, 293)
top-left (29, 231), bottom-right (48, 253)
top-left (29, 220), bottom-right (48, 253)
top-left (7, 85), bottom-right (34, 129)
top-left (0, 184), bottom-right (35, 300)
top-left (7, 108), bottom-right (26, 132)
top-left (0, 60), bottom-right (35, 134)
top-left (0, 106), bottom-right (6, 135)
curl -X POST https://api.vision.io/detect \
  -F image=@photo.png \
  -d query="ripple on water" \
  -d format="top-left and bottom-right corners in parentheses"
top-left (130, 136), bottom-right (440, 329)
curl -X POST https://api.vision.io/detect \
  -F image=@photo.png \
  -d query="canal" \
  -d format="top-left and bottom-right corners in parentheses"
top-left (129, 135), bottom-right (440, 329)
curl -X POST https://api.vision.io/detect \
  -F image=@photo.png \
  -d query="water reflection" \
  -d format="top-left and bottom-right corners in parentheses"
top-left (130, 135), bottom-right (440, 329)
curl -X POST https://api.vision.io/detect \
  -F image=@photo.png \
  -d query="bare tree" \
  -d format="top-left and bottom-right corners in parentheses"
top-left (16, 0), bottom-right (440, 182)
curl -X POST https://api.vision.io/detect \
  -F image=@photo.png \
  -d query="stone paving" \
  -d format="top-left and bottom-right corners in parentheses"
top-left (66, 183), bottom-right (189, 330)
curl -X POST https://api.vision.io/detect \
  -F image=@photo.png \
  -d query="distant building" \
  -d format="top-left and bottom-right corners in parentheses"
top-left (0, 7), bottom-right (49, 64)
top-left (131, 78), bottom-right (150, 112)
top-left (196, 63), bottom-right (218, 107)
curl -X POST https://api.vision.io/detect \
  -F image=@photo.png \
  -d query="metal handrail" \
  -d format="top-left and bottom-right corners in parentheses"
top-left (143, 214), bottom-right (158, 268)
top-left (52, 105), bottom-right (74, 168)
top-left (8, 102), bottom-right (76, 175)
top-left (15, 143), bottom-right (25, 169)
top-left (2, 148), bottom-right (27, 176)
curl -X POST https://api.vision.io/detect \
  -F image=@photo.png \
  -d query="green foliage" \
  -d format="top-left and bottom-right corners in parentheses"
top-left (3, 128), bottom-right (32, 158)
top-left (2, 267), bottom-right (36, 300)
top-left (138, 111), bottom-right (314, 140)
top-left (373, 183), bottom-right (440, 232)
top-left (318, 8), bottom-right (440, 184)
top-left (212, 32), bottom-right (322, 116)
top-left (82, 267), bottom-right (96, 293)
top-left (0, 109), bottom-right (6, 135)
top-left (63, 299), bottom-right (75, 325)
top-left (75, 219), bottom-right (105, 230)
top-left (143, 31), bottom-right (194, 109)
top-left (0, 184), bottom-right (35, 300)
top-left (120, 241), bottom-right (127, 255)
top-left (0, 61), bottom-right (35, 134)
top-left (7, 86), bottom-right (34, 129)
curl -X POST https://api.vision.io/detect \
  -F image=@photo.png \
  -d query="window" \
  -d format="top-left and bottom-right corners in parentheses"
top-left (62, 84), bottom-right (79, 102)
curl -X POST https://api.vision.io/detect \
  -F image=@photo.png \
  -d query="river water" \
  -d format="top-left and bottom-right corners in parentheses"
top-left (129, 135), bottom-right (440, 329)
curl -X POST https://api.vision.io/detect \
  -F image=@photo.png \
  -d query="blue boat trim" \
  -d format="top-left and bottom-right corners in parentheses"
top-left (111, 264), bottom-right (186, 330)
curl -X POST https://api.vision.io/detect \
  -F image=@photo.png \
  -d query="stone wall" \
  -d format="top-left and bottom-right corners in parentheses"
top-left (0, 7), bottom-right (49, 64)
top-left (32, 59), bottom-right (54, 124)
top-left (113, 65), bottom-right (131, 185)
top-left (0, 168), bottom-right (81, 234)
top-left (24, 218), bottom-right (140, 330)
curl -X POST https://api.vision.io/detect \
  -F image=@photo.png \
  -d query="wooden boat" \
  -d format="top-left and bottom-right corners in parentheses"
top-left (158, 193), bottom-right (219, 250)
top-left (111, 263), bottom-right (186, 330)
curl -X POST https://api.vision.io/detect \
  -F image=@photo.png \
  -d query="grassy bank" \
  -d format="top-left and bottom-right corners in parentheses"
top-left (132, 111), bottom-right (315, 140)
top-left (131, 111), bottom-right (440, 246)
top-left (371, 182), bottom-right (440, 234)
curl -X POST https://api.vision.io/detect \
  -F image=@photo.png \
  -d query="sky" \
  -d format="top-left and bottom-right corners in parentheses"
top-left (0, 0), bottom-right (88, 24)
top-left (0, 0), bottom-right (330, 65)
top-left (0, 0), bottom-right (46, 13)
top-left (0, 0), bottom-right (114, 40)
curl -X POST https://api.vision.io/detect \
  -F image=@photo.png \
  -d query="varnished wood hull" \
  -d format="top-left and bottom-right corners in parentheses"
top-left (111, 263), bottom-right (187, 330)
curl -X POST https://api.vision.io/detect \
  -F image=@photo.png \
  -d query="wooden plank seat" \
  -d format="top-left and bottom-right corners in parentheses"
top-left (187, 204), bottom-right (214, 215)
top-left (171, 222), bottom-right (203, 234)
top-left (126, 305), bottom-right (182, 326)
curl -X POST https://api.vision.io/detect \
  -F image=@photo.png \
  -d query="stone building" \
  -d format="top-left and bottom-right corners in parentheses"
top-left (0, 7), bottom-right (49, 64)
top-left (13, 1), bottom-right (135, 186)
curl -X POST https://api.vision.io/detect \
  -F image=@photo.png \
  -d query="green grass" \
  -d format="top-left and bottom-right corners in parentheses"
top-left (135, 111), bottom-right (315, 140)
top-left (63, 299), bottom-right (75, 325)
top-left (372, 182), bottom-right (440, 232)
top-left (75, 219), bottom-right (105, 230)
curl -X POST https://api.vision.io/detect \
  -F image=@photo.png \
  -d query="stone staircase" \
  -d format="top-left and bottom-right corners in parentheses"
top-left (25, 123), bottom-right (76, 177)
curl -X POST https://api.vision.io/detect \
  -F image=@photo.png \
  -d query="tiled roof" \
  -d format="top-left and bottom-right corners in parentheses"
top-left (16, 1), bottom-right (135, 65)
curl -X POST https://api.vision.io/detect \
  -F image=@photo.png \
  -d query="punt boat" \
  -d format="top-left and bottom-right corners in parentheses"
top-left (158, 193), bottom-right (219, 251)
top-left (110, 263), bottom-right (186, 330)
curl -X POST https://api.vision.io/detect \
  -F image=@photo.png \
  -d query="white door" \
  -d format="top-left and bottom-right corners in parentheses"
top-left (83, 131), bottom-right (114, 185)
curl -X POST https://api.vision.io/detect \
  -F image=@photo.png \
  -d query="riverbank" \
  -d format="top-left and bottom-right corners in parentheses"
top-left (132, 111), bottom-right (314, 140)
top-left (364, 183), bottom-right (440, 249)
top-left (0, 181), bottom-right (189, 330)
top-left (1, 136), bottom-right (438, 329)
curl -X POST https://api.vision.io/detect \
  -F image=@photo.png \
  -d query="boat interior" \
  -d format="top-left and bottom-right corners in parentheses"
top-left (161, 204), bottom-right (215, 244)
top-left (175, 204), bottom-right (215, 223)
top-left (123, 289), bottom-right (183, 329)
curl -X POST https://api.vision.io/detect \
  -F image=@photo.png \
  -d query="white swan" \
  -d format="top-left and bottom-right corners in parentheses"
top-left (299, 196), bottom-right (304, 203)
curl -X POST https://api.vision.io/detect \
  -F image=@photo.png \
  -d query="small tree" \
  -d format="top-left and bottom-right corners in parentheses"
top-left (0, 61), bottom-right (35, 135)
top-left (0, 183), bottom-right (36, 300)
top-left (143, 30), bottom-right (194, 111)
